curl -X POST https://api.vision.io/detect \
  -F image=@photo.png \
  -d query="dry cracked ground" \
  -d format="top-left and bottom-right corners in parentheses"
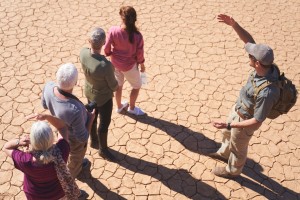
top-left (0, 0), bottom-right (299, 199)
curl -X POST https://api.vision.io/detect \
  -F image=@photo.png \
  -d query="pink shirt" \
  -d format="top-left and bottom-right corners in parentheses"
top-left (104, 26), bottom-right (145, 72)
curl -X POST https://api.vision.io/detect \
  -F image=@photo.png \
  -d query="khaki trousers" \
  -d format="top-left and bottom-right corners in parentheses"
top-left (217, 105), bottom-right (259, 175)
top-left (67, 137), bottom-right (87, 178)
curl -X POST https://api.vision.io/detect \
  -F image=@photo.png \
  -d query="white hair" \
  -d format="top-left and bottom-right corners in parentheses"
top-left (56, 63), bottom-right (78, 90)
top-left (30, 121), bottom-right (55, 164)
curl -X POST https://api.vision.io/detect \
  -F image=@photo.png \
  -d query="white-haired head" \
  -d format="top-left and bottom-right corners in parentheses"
top-left (56, 63), bottom-right (78, 91)
top-left (30, 121), bottom-right (55, 164)
top-left (30, 121), bottom-right (54, 151)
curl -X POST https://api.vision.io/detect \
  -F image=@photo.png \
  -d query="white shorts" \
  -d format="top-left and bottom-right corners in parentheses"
top-left (115, 64), bottom-right (142, 89)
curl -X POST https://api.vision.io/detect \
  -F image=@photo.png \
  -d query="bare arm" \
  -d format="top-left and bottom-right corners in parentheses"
top-left (27, 113), bottom-right (69, 140)
top-left (213, 118), bottom-right (262, 130)
top-left (217, 14), bottom-right (255, 44)
top-left (3, 135), bottom-right (30, 157)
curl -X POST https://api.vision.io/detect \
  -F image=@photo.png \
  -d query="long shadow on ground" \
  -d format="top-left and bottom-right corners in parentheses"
top-left (124, 114), bottom-right (299, 200)
top-left (110, 149), bottom-right (226, 199)
top-left (240, 162), bottom-right (299, 200)
top-left (124, 113), bottom-right (220, 154)
top-left (78, 163), bottom-right (126, 200)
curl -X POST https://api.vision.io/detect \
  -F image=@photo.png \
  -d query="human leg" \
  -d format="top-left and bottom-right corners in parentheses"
top-left (123, 64), bottom-right (144, 115)
top-left (210, 105), bottom-right (236, 160)
top-left (97, 99), bottom-right (116, 161)
top-left (129, 88), bottom-right (140, 110)
top-left (88, 100), bottom-right (99, 149)
top-left (67, 137), bottom-right (87, 178)
top-left (114, 69), bottom-right (126, 110)
top-left (226, 125), bottom-right (255, 175)
top-left (216, 128), bottom-right (231, 160)
top-left (213, 125), bottom-right (255, 178)
top-left (213, 105), bottom-right (257, 178)
top-left (115, 85), bottom-right (123, 109)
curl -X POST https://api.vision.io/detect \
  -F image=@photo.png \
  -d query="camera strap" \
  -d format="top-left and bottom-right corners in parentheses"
top-left (56, 87), bottom-right (84, 105)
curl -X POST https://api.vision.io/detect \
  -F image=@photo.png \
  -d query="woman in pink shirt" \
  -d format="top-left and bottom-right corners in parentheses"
top-left (104, 6), bottom-right (146, 115)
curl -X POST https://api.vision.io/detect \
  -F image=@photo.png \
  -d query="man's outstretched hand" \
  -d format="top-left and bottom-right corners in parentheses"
top-left (212, 121), bottom-right (227, 129)
top-left (217, 14), bottom-right (236, 26)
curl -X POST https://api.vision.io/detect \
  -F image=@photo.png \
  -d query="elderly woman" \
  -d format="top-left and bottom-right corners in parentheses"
top-left (2, 114), bottom-right (82, 200)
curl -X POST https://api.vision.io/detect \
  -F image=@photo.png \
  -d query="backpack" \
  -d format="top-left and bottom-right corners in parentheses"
top-left (251, 64), bottom-right (298, 119)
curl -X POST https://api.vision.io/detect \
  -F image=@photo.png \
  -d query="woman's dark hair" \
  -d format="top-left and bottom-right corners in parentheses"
top-left (119, 6), bottom-right (139, 44)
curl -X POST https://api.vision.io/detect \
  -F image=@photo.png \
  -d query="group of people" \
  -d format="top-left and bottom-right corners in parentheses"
top-left (3, 6), bottom-right (145, 199)
top-left (3, 7), bottom-right (283, 200)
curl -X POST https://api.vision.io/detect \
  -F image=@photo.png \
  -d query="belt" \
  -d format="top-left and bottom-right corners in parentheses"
top-left (236, 109), bottom-right (248, 120)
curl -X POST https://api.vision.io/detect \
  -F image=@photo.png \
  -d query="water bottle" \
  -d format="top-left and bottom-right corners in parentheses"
top-left (140, 72), bottom-right (147, 85)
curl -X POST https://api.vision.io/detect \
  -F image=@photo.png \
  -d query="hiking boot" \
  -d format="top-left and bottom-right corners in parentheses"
top-left (207, 152), bottom-right (228, 163)
top-left (212, 167), bottom-right (238, 179)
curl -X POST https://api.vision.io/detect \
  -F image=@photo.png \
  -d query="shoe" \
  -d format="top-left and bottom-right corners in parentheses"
top-left (212, 167), bottom-right (238, 179)
top-left (82, 158), bottom-right (90, 169)
top-left (99, 149), bottom-right (117, 162)
top-left (127, 106), bottom-right (145, 116)
top-left (207, 152), bottom-right (228, 163)
top-left (116, 101), bottom-right (129, 113)
top-left (79, 189), bottom-right (89, 199)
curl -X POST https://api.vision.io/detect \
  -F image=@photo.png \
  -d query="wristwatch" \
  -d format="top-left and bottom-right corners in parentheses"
top-left (227, 123), bottom-right (231, 130)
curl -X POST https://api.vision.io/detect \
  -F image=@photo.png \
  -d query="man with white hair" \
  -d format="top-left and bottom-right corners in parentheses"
top-left (42, 63), bottom-right (95, 178)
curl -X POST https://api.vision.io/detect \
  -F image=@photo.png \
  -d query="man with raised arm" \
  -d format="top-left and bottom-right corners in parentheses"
top-left (209, 14), bottom-right (280, 178)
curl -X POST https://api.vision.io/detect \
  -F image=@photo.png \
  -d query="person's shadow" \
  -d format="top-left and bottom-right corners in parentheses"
top-left (110, 149), bottom-right (226, 199)
top-left (77, 163), bottom-right (126, 200)
top-left (124, 113), bottom-right (299, 200)
top-left (123, 112), bottom-right (221, 154)
top-left (238, 162), bottom-right (299, 200)
top-left (78, 149), bottom-right (226, 199)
